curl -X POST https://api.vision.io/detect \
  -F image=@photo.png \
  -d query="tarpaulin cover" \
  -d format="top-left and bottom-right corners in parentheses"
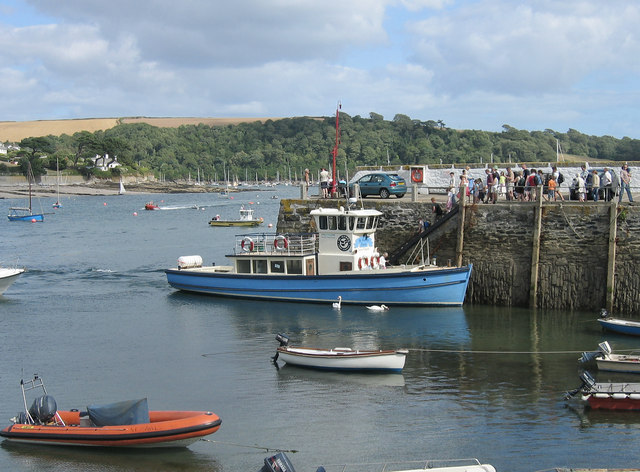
top-left (87, 398), bottom-right (150, 426)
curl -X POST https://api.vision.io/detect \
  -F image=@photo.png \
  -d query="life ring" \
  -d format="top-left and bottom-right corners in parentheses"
top-left (241, 237), bottom-right (254, 252)
top-left (274, 235), bottom-right (288, 251)
top-left (358, 257), bottom-right (369, 270)
top-left (371, 256), bottom-right (379, 269)
top-left (411, 168), bottom-right (423, 183)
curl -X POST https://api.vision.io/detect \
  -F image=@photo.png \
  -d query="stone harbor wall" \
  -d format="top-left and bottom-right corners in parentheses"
top-left (277, 198), bottom-right (640, 314)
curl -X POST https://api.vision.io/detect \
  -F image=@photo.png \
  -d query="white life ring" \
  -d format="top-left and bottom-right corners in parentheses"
top-left (274, 235), bottom-right (288, 251)
top-left (358, 257), bottom-right (369, 270)
top-left (241, 237), bottom-right (254, 252)
top-left (371, 256), bottom-right (379, 269)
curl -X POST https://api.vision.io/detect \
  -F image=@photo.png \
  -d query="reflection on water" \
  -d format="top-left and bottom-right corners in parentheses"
top-left (2, 190), bottom-right (640, 471)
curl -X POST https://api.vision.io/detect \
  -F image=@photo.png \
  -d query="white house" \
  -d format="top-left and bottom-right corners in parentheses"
top-left (91, 153), bottom-right (121, 171)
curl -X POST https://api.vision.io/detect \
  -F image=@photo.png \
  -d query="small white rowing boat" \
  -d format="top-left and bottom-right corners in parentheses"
top-left (273, 334), bottom-right (407, 372)
top-left (581, 341), bottom-right (640, 373)
top-left (0, 267), bottom-right (25, 296)
top-left (259, 452), bottom-right (496, 472)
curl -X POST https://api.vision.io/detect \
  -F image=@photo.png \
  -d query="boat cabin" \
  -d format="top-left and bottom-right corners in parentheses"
top-left (227, 206), bottom-right (383, 276)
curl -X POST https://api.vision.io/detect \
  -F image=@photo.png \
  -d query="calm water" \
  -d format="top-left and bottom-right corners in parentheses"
top-left (1, 186), bottom-right (640, 472)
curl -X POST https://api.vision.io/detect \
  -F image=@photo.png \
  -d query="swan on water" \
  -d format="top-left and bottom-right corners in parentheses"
top-left (366, 304), bottom-right (389, 311)
top-left (332, 296), bottom-right (342, 309)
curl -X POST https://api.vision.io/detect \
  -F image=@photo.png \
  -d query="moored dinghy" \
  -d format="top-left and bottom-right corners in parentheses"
top-left (565, 371), bottom-right (640, 410)
top-left (597, 309), bottom-right (640, 336)
top-left (0, 375), bottom-right (221, 448)
top-left (272, 333), bottom-right (408, 373)
top-left (580, 341), bottom-right (640, 373)
top-left (0, 266), bottom-right (25, 296)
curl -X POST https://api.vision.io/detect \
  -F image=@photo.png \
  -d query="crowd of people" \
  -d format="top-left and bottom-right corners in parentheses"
top-left (441, 164), bottom-right (633, 210)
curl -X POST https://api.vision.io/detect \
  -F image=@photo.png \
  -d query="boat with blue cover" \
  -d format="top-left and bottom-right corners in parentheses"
top-left (166, 204), bottom-right (472, 306)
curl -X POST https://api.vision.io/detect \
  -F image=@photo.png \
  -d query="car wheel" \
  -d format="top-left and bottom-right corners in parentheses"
top-left (379, 189), bottom-right (390, 199)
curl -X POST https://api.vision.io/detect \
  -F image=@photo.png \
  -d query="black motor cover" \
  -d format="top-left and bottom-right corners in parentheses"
top-left (260, 452), bottom-right (296, 472)
top-left (28, 395), bottom-right (57, 423)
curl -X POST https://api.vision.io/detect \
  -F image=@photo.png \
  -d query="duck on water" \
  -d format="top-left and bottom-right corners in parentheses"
top-left (165, 200), bottom-right (472, 306)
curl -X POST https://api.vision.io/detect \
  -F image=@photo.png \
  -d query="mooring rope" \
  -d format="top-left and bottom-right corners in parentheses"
top-left (200, 438), bottom-right (298, 453)
top-left (409, 348), bottom-right (635, 354)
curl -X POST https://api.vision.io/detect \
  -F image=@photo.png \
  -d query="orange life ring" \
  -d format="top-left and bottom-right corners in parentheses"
top-left (358, 257), bottom-right (369, 269)
top-left (241, 237), bottom-right (254, 252)
top-left (274, 235), bottom-right (288, 251)
top-left (411, 168), bottom-right (423, 183)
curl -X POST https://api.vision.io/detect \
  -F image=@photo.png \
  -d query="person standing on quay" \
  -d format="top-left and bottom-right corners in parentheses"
top-left (619, 164), bottom-right (633, 202)
top-left (591, 170), bottom-right (600, 201)
top-left (602, 167), bottom-right (613, 201)
top-left (320, 168), bottom-right (330, 198)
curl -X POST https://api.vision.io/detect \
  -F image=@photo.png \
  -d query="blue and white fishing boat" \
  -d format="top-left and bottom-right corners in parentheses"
top-left (165, 204), bottom-right (472, 306)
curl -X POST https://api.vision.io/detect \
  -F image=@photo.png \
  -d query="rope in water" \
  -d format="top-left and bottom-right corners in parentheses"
top-left (200, 438), bottom-right (298, 453)
top-left (409, 348), bottom-right (636, 354)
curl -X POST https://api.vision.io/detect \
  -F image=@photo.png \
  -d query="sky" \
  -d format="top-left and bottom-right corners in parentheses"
top-left (1, 0), bottom-right (639, 138)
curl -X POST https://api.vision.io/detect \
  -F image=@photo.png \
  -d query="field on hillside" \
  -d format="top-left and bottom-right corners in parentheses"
top-left (0, 117), bottom-right (278, 141)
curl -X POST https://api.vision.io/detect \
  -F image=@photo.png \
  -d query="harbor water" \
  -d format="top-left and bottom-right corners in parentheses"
top-left (1, 186), bottom-right (639, 472)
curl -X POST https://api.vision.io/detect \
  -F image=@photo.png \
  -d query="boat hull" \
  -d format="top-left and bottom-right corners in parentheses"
top-left (165, 264), bottom-right (472, 306)
top-left (277, 347), bottom-right (407, 372)
top-left (0, 410), bottom-right (221, 448)
top-left (586, 395), bottom-right (640, 410)
top-left (598, 318), bottom-right (640, 336)
top-left (8, 214), bottom-right (44, 222)
top-left (209, 221), bottom-right (261, 227)
top-left (596, 357), bottom-right (640, 373)
top-left (0, 268), bottom-right (25, 295)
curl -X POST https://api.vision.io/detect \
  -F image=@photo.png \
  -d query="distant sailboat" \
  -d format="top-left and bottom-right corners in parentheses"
top-left (53, 157), bottom-right (62, 208)
top-left (8, 161), bottom-right (45, 222)
top-left (119, 178), bottom-right (126, 195)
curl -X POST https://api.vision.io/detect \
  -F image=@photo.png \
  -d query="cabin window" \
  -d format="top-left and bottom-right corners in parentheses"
top-left (348, 216), bottom-right (355, 231)
top-left (287, 259), bottom-right (303, 274)
top-left (339, 261), bottom-right (353, 271)
top-left (270, 261), bottom-right (285, 273)
top-left (356, 217), bottom-right (365, 230)
top-left (366, 216), bottom-right (376, 230)
top-left (253, 259), bottom-right (268, 274)
top-left (338, 215), bottom-right (347, 231)
top-left (237, 259), bottom-right (251, 274)
top-left (328, 216), bottom-right (337, 230)
top-left (318, 215), bottom-right (328, 230)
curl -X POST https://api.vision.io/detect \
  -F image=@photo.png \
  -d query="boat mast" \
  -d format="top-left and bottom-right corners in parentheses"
top-left (331, 102), bottom-right (341, 197)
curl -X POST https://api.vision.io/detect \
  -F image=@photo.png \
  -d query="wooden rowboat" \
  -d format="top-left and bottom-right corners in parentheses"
top-left (273, 334), bottom-right (408, 373)
top-left (0, 375), bottom-right (221, 448)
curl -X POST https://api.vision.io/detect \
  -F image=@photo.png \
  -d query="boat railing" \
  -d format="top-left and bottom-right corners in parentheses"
top-left (233, 232), bottom-right (318, 256)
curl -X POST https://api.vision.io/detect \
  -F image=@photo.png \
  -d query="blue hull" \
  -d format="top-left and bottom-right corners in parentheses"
top-left (165, 264), bottom-right (472, 306)
top-left (8, 214), bottom-right (44, 222)
top-left (598, 318), bottom-right (640, 336)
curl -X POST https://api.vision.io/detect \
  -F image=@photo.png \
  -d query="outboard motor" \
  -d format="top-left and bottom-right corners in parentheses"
top-left (600, 308), bottom-right (609, 319)
top-left (28, 395), bottom-right (57, 424)
top-left (260, 452), bottom-right (296, 472)
top-left (275, 333), bottom-right (290, 347)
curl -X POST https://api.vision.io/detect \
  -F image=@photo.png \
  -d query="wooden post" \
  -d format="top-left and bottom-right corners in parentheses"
top-left (529, 185), bottom-right (543, 308)
top-left (606, 201), bottom-right (617, 312)
top-left (455, 184), bottom-right (466, 267)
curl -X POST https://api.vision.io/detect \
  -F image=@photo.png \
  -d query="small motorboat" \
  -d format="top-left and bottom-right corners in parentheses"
top-left (145, 202), bottom-right (160, 210)
top-left (565, 371), bottom-right (640, 410)
top-left (258, 452), bottom-right (496, 472)
top-left (597, 309), bottom-right (640, 336)
top-left (209, 206), bottom-right (263, 227)
top-left (272, 334), bottom-right (408, 373)
top-left (580, 341), bottom-right (640, 373)
top-left (0, 375), bottom-right (221, 448)
top-left (0, 266), bottom-right (25, 296)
